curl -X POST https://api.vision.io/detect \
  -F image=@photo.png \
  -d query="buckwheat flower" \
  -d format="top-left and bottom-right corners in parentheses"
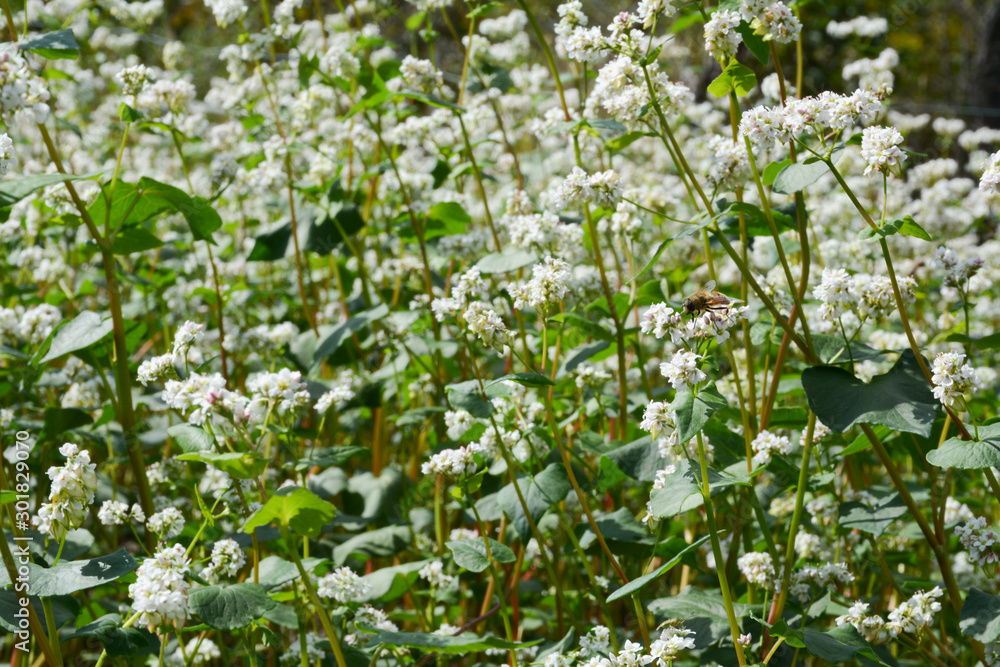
top-left (99, 500), bottom-right (131, 526)
top-left (35, 443), bottom-right (97, 541)
top-left (704, 9), bottom-right (743, 62)
top-left (945, 497), bottom-right (975, 525)
top-left (0, 408), bottom-right (13, 429)
top-left (315, 384), bottom-right (355, 413)
top-left (610, 640), bottom-right (646, 667)
top-left (563, 26), bottom-right (607, 63)
top-left (956, 517), bottom-right (1000, 566)
top-left (636, 0), bottom-right (676, 28)
top-left (740, 105), bottom-right (791, 150)
top-left (147, 507), bottom-right (185, 539)
top-left (826, 16), bottom-right (888, 38)
top-left (813, 267), bottom-right (857, 320)
top-left (789, 562), bottom-right (854, 602)
top-left (248, 368), bottom-right (311, 414)
top-left (738, 633), bottom-right (752, 647)
top-left (640, 400), bottom-right (675, 440)
top-left (419, 561), bottom-right (456, 588)
top-left (205, 0), bottom-right (247, 27)
top-left (422, 446), bottom-right (477, 478)
top-left (740, 0), bottom-right (768, 21)
top-left (163, 372), bottom-right (229, 425)
top-left (131, 503), bottom-right (146, 523)
top-left (707, 135), bottom-right (750, 189)
top-left (172, 321), bottom-right (204, 359)
top-left (979, 151), bottom-right (1000, 194)
top-left (861, 126), bottom-right (905, 176)
top-left (399, 55), bottom-right (445, 93)
top-left (930, 351), bottom-right (982, 408)
top-left (170, 638), bottom-right (220, 666)
top-left (463, 302), bottom-right (512, 351)
top-left (649, 626), bottom-right (697, 665)
top-left (659, 351), bottom-right (707, 391)
top-left (129, 544), bottom-right (191, 631)
top-left (18, 304), bottom-right (61, 344)
top-left (317, 566), bottom-right (370, 604)
top-left (544, 654), bottom-right (573, 667)
top-left (201, 538), bottom-right (245, 584)
top-left (589, 170), bottom-right (625, 208)
top-left (641, 303), bottom-right (687, 343)
top-left (737, 551), bottom-right (775, 587)
top-left (886, 588), bottom-right (942, 636)
top-left (653, 466), bottom-right (676, 490)
top-left (751, 2), bottom-right (801, 43)
top-left (347, 605), bottom-right (398, 645)
top-left (836, 601), bottom-right (889, 643)
top-left (431, 297), bottom-right (462, 322)
top-left (138, 353), bottom-right (176, 386)
top-left (444, 409), bottom-right (479, 440)
top-left (508, 256), bottom-right (572, 311)
top-left (580, 626), bottom-right (611, 654)
top-left (0, 132), bottom-right (15, 177)
top-left (116, 64), bottom-right (150, 98)
top-left (751, 429), bottom-right (792, 467)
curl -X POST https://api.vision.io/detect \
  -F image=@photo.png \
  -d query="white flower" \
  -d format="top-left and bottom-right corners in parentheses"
top-left (0, 133), bottom-right (16, 177)
top-left (317, 566), bottom-right (370, 604)
top-left (956, 517), bottom-right (999, 566)
top-left (737, 551), bottom-right (775, 587)
top-left (751, 2), bottom-right (801, 43)
top-left (649, 626), bottom-right (697, 665)
top-left (860, 126), bottom-right (905, 176)
top-left (981, 151), bottom-right (1000, 194)
top-left (463, 302), bottom-right (512, 351)
top-left (740, 105), bottom-right (791, 150)
top-left (202, 539), bottom-right (245, 584)
top-left (129, 544), bottom-right (191, 631)
top-left (98, 500), bottom-right (131, 526)
top-left (508, 256), bottom-right (572, 311)
top-left (580, 625), bottom-right (611, 654)
top-left (659, 351), bottom-right (707, 391)
top-left (421, 446), bottom-right (478, 478)
top-left (137, 353), bottom-right (176, 386)
top-left (704, 10), bottom-right (743, 62)
top-left (204, 0), bottom-right (247, 27)
top-left (751, 429), bottom-right (792, 467)
top-left (316, 384), bottom-right (355, 413)
top-left (419, 561), bottom-right (456, 588)
top-left (931, 351), bottom-right (982, 408)
top-left (34, 444), bottom-right (97, 540)
top-left (147, 507), bottom-right (185, 539)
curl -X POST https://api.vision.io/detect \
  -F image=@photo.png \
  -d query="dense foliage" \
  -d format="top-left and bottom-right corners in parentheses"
top-left (1, 1), bottom-right (1000, 666)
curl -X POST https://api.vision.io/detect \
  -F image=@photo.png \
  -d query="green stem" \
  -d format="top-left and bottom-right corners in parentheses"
top-left (696, 431), bottom-right (746, 666)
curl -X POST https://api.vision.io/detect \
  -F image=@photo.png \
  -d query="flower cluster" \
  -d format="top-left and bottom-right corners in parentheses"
top-left (317, 567), bottom-right (370, 604)
top-left (930, 352), bottom-right (983, 408)
top-left (129, 544), bottom-right (192, 631)
top-left (35, 444), bottom-right (97, 541)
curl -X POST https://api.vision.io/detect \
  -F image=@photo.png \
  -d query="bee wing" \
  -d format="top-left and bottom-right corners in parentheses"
top-left (705, 292), bottom-right (734, 307)
top-left (700, 279), bottom-right (717, 292)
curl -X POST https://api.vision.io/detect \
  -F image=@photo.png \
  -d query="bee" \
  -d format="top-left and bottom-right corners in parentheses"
top-left (682, 280), bottom-right (743, 316)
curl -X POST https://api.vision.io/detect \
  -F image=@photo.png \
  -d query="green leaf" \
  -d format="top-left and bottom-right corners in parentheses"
top-left (595, 456), bottom-right (628, 492)
top-left (838, 424), bottom-right (892, 457)
top-left (736, 21), bottom-right (770, 63)
top-left (333, 525), bottom-right (412, 565)
top-left (858, 215), bottom-right (932, 242)
top-left (112, 226), bottom-right (164, 255)
top-left (0, 549), bottom-right (138, 596)
top-left (39, 311), bottom-right (113, 363)
top-left (961, 588), bottom-right (1000, 643)
top-left (603, 436), bottom-right (668, 482)
top-left (306, 206), bottom-right (365, 255)
top-left (247, 221), bottom-right (292, 261)
top-left (926, 422), bottom-right (1000, 469)
top-left (762, 159), bottom-right (793, 185)
top-left (241, 487), bottom-right (335, 538)
top-left (167, 424), bottom-right (214, 453)
top-left (648, 586), bottom-right (750, 646)
top-left (606, 534), bottom-right (711, 602)
top-left (475, 249), bottom-right (537, 274)
top-left (718, 201), bottom-right (798, 236)
top-left (800, 350), bottom-right (938, 437)
top-left (648, 460), bottom-right (750, 518)
top-left (0, 171), bottom-right (101, 208)
top-left (446, 381), bottom-right (493, 419)
top-left (134, 177), bottom-right (223, 242)
top-left (370, 631), bottom-right (540, 654)
top-left (605, 131), bottom-right (655, 152)
top-left (770, 621), bottom-right (889, 665)
top-left (189, 583), bottom-right (277, 631)
top-left (64, 614), bottom-right (154, 658)
top-left (176, 450), bottom-right (268, 479)
top-left (18, 29), bottom-right (79, 59)
top-left (838, 487), bottom-right (907, 536)
top-left (806, 333), bottom-right (885, 364)
top-left (447, 537), bottom-right (517, 572)
top-left (707, 60), bottom-right (757, 97)
top-left (118, 103), bottom-right (143, 122)
top-left (771, 149), bottom-right (843, 195)
top-left (256, 555), bottom-right (325, 590)
top-left (39, 407), bottom-right (93, 441)
top-left (360, 560), bottom-right (434, 603)
top-left (295, 446), bottom-right (369, 471)
top-left (945, 332), bottom-right (1000, 350)
top-left (672, 385), bottom-right (728, 444)
top-left (495, 463), bottom-right (571, 542)
top-left (313, 303), bottom-right (389, 363)
top-left (485, 373), bottom-right (554, 389)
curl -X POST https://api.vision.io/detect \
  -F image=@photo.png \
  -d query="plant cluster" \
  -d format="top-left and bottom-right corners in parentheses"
top-left (2, 0), bottom-right (1000, 666)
